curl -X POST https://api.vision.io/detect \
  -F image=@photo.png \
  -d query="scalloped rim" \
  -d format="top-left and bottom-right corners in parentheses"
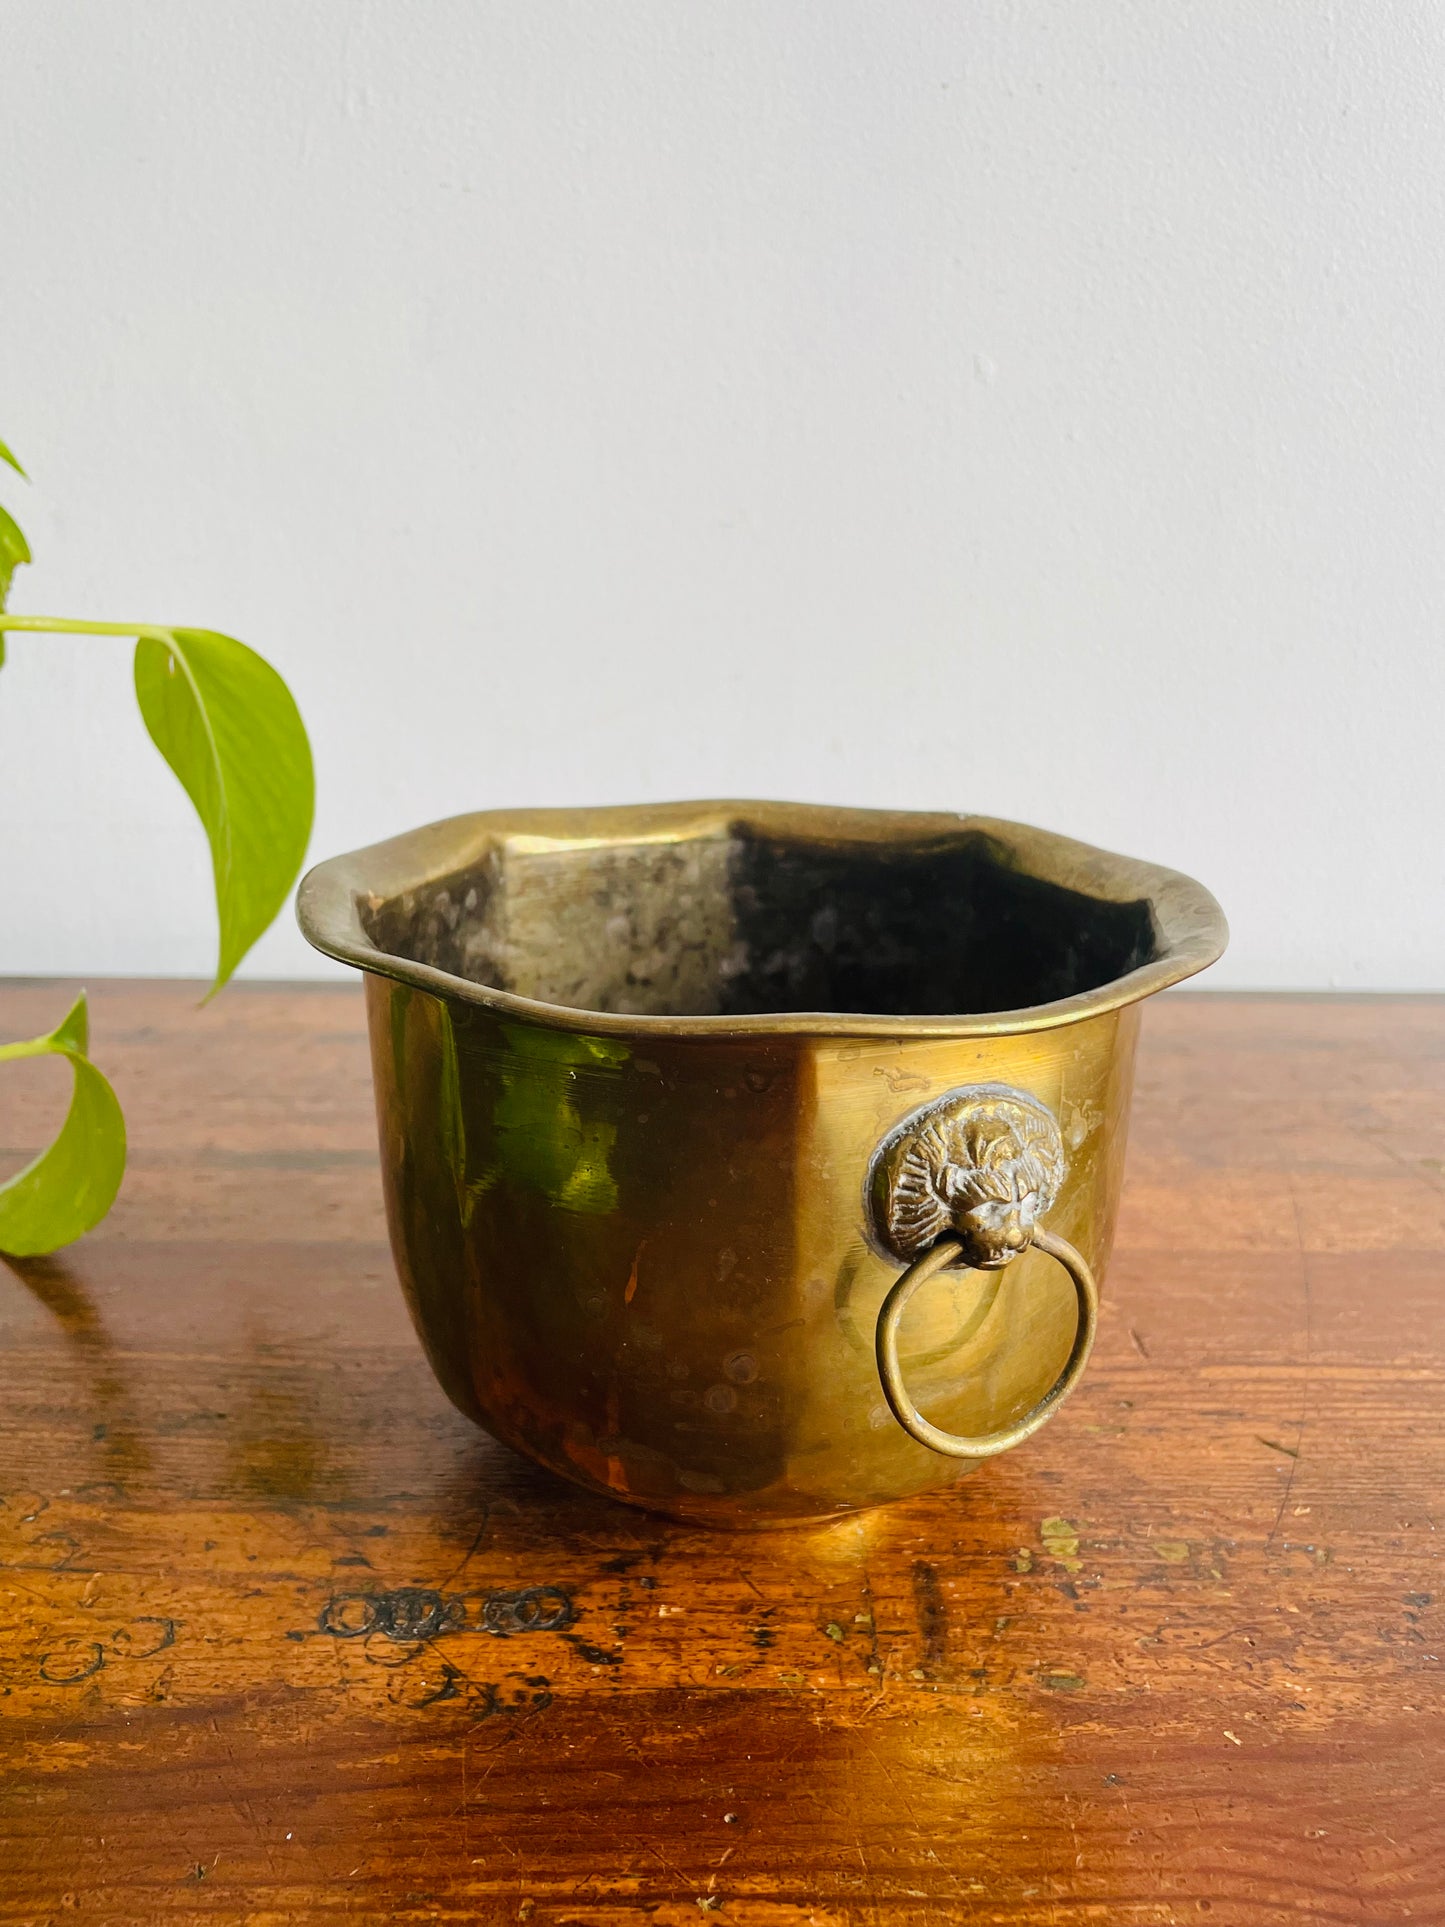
top-left (296, 800), bottom-right (1228, 1040)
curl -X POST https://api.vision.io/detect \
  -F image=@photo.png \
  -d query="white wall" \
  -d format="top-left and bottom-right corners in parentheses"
top-left (1, 2), bottom-right (1441, 989)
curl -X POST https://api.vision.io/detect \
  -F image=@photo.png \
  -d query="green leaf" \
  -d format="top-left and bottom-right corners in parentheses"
top-left (133, 628), bottom-right (314, 994)
top-left (0, 432), bottom-right (30, 661)
top-left (0, 994), bottom-right (126, 1256)
top-left (0, 500), bottom-right (30, 623)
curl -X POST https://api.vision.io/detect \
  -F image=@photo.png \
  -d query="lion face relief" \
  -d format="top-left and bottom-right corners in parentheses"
top-left (867, 1084), bottom-right (1067, 1270)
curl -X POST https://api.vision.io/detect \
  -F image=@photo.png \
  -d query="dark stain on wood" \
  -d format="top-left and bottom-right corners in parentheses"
top-left (910, 1558), bottom-right (948, 1673)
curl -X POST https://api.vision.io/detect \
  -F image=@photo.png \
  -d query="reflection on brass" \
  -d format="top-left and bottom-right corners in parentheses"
top-left (298, 800), bottom-right (1227, 1527)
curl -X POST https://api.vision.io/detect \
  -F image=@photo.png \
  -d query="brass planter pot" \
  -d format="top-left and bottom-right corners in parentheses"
top-left (298, 802), bottom-right (1226, 1528)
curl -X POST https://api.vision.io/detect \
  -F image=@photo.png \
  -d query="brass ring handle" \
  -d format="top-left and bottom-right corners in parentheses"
top-left (875, 1226), bottom-right (1098, 1459)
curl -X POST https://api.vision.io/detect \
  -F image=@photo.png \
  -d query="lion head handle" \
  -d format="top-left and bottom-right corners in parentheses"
top-left (867, 1083), bottom-right (1067, 1270)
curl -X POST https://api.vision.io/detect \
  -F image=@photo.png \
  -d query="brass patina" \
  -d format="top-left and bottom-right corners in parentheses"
top-left (298, 801), bottom-right (1227, 1527)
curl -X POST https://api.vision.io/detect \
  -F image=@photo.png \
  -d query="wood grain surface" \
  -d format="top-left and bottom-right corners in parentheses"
top-left (1, 981), bottom-right (1442, 1926)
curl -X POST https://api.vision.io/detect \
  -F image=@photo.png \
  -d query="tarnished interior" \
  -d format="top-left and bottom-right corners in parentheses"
top-left (361, 824), bottom-right (1159, 1019)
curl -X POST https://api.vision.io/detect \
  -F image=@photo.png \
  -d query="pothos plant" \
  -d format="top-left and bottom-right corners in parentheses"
top-left (0, 431), bottom-right (314, 1257)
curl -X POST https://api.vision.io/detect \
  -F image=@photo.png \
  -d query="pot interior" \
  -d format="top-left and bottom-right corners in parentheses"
top-left (361, 823), bottom-right (1159, 1020)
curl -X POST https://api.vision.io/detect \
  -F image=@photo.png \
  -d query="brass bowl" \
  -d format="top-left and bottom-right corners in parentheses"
top-left (298, 802), bottom-right (1226, 1527)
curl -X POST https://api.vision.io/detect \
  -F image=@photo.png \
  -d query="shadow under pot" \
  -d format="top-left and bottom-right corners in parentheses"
top-left (297, 800), bottom-right (1226, 1528)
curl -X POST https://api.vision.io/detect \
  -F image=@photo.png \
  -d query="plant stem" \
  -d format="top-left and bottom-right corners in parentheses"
top-left (0, 614), bottom-right (175, 642)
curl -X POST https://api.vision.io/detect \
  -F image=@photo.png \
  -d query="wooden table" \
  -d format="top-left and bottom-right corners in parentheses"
top-left (2, 982), bottom-right (1442, 1925)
